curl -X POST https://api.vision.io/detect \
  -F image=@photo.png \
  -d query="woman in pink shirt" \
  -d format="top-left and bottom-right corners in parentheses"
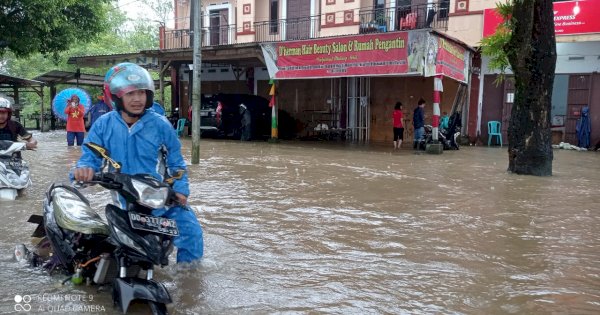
top-left (392, 102), bottom-right (404, 149)
top-left (64, 95), bottom-right (86, 146)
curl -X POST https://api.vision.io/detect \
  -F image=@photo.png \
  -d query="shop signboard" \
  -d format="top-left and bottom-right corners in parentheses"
top-left (483, 0), bottom-right (600, 37)
top-left (261, 31), bottom-right (469, 83)
top-left (424, 34), bottom-right (470, 83)
top-left (261, 32), bottom-right (414, 79)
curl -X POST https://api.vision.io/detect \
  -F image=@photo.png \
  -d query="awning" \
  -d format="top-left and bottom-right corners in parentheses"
top-left (140, 43), bottom-right (265, 68)
top-left (33, 70), bottom-right (169, 88)
top-left (67, 44), bottom-right (265, 71)
top-left (67, 52), bottom-right (160, 68)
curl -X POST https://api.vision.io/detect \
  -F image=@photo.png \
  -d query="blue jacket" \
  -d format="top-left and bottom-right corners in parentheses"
top-left (76, 110), bottom-right (189, 197)
top-left (88, 101), bottom-right (112, 127)
top-left (413, 106), bottom-right (424, 129)
top-left (149, 102), bottom-right (166, 116)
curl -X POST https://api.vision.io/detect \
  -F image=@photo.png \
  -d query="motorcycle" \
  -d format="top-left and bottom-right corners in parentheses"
top-left (26, 142), bottom-right (182, 315)
top-left (0, 140), bottom-right (32, 200)
top-left (418, 112), bottom-right (462, 151)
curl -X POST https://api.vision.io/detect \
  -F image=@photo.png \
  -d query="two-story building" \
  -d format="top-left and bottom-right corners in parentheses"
top-left (69, 1), bottom-right (600, 147)
top-left (71, 0), bottom-right (476, 144)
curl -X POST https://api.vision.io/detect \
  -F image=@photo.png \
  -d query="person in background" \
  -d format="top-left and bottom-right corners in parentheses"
top-left (392, 102), bottom-right (404, 149)
top-left (413, 98), bottom-right (426, 149)
top-left (149, 101), bottom-right (166, 116)
top-left (440, 111), bottom-right (449, 130)
top-left (87, 95), bottom-right (112, 130)
top-left (64, 95), bottom-right (86, 146)
top-left (239, 103), bottom-right (252, 141)
top-left (72, 62), bottom-right (203, 263)
top-left (0, 96), bottom-right (37, 158)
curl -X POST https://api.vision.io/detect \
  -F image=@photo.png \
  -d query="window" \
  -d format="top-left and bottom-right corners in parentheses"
top-left (439, 0), bottom-right (450, 19)
top-left (373, 0), bottom-right (386, 24)
top-left (374, 0), bottom-right (385, 10)
top-left (270, 0), bottom-right (279, 34)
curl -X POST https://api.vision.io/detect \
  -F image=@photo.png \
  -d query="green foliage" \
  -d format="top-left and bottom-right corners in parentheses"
top-left (0, 0), bottom-right (112, 59)
top-left (141, 0), bottom-right (174, 25)
top-left (479, 1), bottom-right (515, 85)
top-left (1, 1), bottom-right (173, 120)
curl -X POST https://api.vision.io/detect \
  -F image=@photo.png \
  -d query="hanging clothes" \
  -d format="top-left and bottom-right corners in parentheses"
top-left (576, 106), bottom-right (591, 149)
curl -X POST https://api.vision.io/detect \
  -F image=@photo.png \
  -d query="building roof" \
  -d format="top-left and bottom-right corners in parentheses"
top-left (33, 70), bottom-right (105, 87)
top-left (67, 52), bottom-right (160, 68)
top-left (66, 43), bottom-right (265, 69)
top-left (0, 74), bottom-right (44, 89)
top-left (33, 70), bottom-right (169, 88)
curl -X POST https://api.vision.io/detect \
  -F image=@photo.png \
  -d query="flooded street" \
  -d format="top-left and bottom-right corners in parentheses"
top-left (1, 131), bottom-right (600, 314)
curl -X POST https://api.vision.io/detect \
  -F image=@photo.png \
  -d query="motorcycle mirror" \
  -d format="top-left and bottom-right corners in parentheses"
top-left (84, 142), bottom-right (122, 173)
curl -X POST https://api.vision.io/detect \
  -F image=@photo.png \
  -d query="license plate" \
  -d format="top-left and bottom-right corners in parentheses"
top-left (128, 212), bottom-right (179, 236)
top-left (200, 111), bottom-right (209, 117)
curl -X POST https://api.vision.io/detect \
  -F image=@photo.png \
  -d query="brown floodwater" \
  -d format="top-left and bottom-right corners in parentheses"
top-left (1, 131), bottom-right (599, 314)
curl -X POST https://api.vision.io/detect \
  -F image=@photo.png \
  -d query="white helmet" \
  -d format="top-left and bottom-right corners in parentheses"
top-left (0, 95), bottom-right (14, 116)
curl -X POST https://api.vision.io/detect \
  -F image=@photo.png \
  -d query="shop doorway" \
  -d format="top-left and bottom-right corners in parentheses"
top-left (346, 77), bottom-right (371, 142)
top-left (209, 8), bottom-right (229, 45)
top-left (286, 0), bottom-right (311, 40)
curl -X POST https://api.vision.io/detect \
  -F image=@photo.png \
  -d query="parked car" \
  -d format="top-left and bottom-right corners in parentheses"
top-left (187, 95), bottom-right (220, 137)
top-left (189, 94), bottom-right (271, 140)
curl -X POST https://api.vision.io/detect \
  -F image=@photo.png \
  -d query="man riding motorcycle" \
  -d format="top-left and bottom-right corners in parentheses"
top-left (72, 62), bottom-right (203, 263)
top-left (0, 96), bottom-right (38, 157)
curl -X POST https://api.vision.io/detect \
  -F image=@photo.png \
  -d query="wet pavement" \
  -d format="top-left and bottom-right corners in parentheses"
top-left (1, 130), bottom-right (599, 314)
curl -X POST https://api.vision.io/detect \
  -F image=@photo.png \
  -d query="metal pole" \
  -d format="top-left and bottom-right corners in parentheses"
top-left (191, 0), bottom-right (202, 164)
top-left (40, 90), bottom-right (45, 132)
top-left (159, 60), bottom-right (165, 106)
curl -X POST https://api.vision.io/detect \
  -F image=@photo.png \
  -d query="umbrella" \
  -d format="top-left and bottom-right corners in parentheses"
top-left (576, 106), bottom-right (590, 149)
top-left (52, 88), bottom-right (91, 121)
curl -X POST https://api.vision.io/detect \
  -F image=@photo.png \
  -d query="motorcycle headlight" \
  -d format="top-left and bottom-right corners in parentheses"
top-left (112, 225), bottom-right (147, 256)
top-left (131, 179), bottom-right (169, 209)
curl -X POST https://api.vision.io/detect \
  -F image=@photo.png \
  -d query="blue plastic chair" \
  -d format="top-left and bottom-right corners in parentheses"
top-left (176, 118), bottom-right (186, 137)
top-left (488, 121), bottom-right (502, 147)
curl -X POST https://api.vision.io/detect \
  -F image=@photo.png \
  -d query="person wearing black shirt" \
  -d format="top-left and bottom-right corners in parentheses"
top-left (0, 96), bottom-right (37, 158)
top-left (412, 98), bottom-right (426, 149)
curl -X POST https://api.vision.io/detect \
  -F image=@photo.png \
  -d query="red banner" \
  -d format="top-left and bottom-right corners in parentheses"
top-left (483, 0), bottom-right (600, 37)
top-left (261, 32), bottom-right (410, 79)
top-left (436, 37), bottom-right (469, 83)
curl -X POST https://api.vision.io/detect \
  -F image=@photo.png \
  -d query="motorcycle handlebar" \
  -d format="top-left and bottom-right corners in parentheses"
top-left (75, 172), bottom-right (181, 206)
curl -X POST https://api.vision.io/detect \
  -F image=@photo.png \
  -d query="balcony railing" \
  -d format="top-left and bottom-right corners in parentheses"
top-left (358, 3), bottom-right (448, 34)
top-left (254, 16), bottom-right (321, 42)
top-left (160, 3), bottom-right (448, 50)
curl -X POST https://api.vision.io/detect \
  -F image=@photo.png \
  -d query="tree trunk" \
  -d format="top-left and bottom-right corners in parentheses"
top-left (505, 0), bottom-right (556, 176)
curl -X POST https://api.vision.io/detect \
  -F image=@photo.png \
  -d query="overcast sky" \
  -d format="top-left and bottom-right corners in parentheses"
top-left (116, 0), bottom-right (175, 28)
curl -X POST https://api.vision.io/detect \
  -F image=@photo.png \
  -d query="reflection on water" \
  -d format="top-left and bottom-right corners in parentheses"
top-left (1, 131), bottom-right (599, 314)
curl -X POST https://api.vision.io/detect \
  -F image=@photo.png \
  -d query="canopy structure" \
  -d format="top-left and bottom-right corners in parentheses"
top-left (0, 73), bottom-right (46, 126)
top-left (0, 73), bottom-right (50, 130)
top-left (67, 52), bottom-right (159, 69)
top-left (33, 70), bottom-right (105, 87)
top-left (0, 74), bottom-right (44, 90)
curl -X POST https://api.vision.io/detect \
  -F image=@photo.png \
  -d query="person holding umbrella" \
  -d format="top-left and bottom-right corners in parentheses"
top-left (64, 95), bottom-right (86, 146)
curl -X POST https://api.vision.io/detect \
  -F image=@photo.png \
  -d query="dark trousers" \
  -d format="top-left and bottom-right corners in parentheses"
top-left (67, 132), bottom-right (84, 146)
